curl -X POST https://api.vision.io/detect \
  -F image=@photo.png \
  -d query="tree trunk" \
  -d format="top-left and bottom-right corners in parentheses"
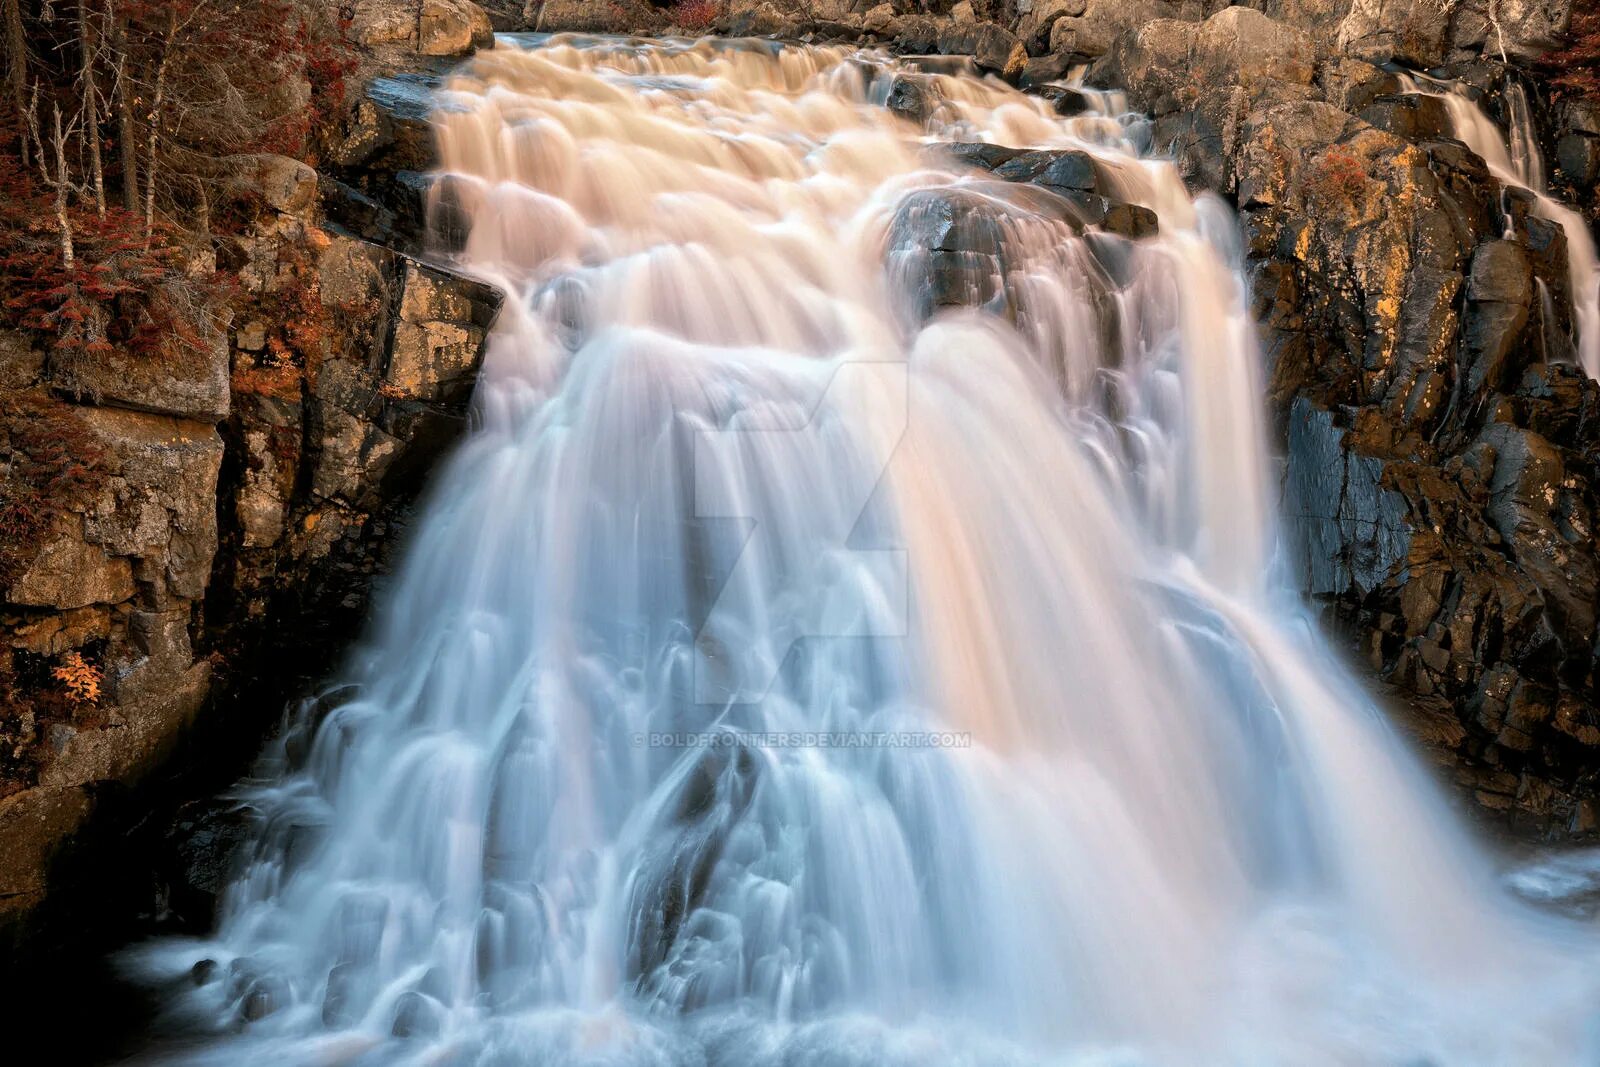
top-left (112, 8), bottom-right (137, 212)
top-left (2, 0), bottom-right (27, 166)
top-left (80, 3), bottom-right (105, 216)
top-left (53, 105), bottom-right (75, 268)
top-left (142, 9), bottom-right (177, 243)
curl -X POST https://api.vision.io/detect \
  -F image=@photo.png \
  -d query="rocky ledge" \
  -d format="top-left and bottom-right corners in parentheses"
top-left (0, 1), bottom-right (503, 964)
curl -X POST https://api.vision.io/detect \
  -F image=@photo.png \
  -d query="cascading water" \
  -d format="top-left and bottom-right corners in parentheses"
top-left (1404, 75), bottom-right (1600, 380)
top-left (133, 36), bottom-right (1600, 1065)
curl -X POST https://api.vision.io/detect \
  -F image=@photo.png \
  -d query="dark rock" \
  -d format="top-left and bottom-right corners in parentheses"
top-left (191, 958), bottom-right (219, 986)
top-left (1466, 240), bottom-right (1534, 307)
top-left (1359, 93), bottom-right (1452, 141)
top-left (886, 75), bottom-right (934, 124)
top-left (1283, 399), bottom-right (1411, 598)
top-left (1555, 134), bottom-right (1600, 189)
top-left (925, 141), bottom-right (1029, 171)
top-left (936, 20), bottom-right (1027, 81)
top-left (993, 148), bottom-right (1100, 190)
top-left (1036, 84), bottom-right (1092, 116)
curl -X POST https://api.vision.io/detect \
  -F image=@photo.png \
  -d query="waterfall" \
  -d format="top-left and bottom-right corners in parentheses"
top-left (1406, 75), bottom-right (1600, 379)
top-left (134, 37), bottom-right (1600, 1066)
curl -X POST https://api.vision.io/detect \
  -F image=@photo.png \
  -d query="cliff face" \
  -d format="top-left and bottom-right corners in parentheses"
top-left (0, 4), bottom-right (503, 953)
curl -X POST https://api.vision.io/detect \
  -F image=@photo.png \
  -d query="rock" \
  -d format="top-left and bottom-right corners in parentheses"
top-left (862, 3), bottom-right (899, 34)
top-left (0, 787), bottom-right (92, 901)
top-left (229, 154), bottom-right (318, 217)
top-left (1014, 0), bottom-right (1084, 54)
top-left (1359, 93), bottom-right (1452, 141)
top-left (937, 19), bottom-right (1027, 80)
top-left (354, 0), bottom-right (494, 55)
top-left (724, 2), bottom-right (797, 36)
top-left (1466, 240), bottom-right (1534, 307)
top-left (418, 0), bottom-right (494, 56)
top-left (7, 525), bottom-right (134, 610)
top-left (76, 408), bottom-right (223, 602)
top-left (1050, 0), bottom-right (1177, 61)
top-left (1335, 0), bottom-right (1449, 67)
top-left (384, 261), bottom-right (498, 403)
top-left (1191, 6), bottom-right (1314, 91)
top-left (1090, 19), bottom-right (1198, 115)
top-left (1319, 56), bottom-right (1399, 113)
top-left (886, 75), bottom-right (934, 124)
top-left (313, 409), bottom-right (402, 506)
top-left (1448, 0), bottom-right (1574, 61)
top-left (1283, 398), bottom-right (1410, 598)
top-left (1555, 134), bottom-right (1600, 188)
top-left (49, 328), bottom-right (230, 424)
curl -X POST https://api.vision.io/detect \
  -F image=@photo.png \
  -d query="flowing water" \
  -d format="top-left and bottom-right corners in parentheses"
top-left (1405, 75), bottom-right (1600, 380)
top-left (133, 37), bottom-right (1600, 1066)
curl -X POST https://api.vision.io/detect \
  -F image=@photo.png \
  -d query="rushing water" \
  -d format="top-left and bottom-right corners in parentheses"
top-left (133, 37), bottom-right (1600, 1065)
top-left (1404, 75), bottom-right (1600, 380)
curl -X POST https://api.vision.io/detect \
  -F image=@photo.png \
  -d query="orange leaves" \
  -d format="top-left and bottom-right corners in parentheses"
top-left (51, 651), bottom-right (103, 706)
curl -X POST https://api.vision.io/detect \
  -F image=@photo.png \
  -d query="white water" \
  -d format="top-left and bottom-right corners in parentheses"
top-left (1408, 76), bottom-right (1600, 379)
top-left (135, 37), bottom-right (1600, 1065)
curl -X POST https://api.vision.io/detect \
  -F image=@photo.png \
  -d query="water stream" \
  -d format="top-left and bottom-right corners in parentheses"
top-left (132, 36), bottom-right (1600, 1066)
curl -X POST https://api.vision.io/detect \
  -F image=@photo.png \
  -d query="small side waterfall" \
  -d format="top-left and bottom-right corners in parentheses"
top-left (1407, 75), bottom-right (1600, 379)
top-left (133, 37), bottom-right (1600, 1066)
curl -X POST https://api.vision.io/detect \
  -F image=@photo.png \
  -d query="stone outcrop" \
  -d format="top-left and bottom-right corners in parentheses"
top-left (1087, 7), bottom-right (1600, 830)
top-left (0, 93), bottom-right (501, 941)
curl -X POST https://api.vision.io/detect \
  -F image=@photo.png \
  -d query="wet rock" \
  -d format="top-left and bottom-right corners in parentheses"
top-left (1101, 203), bottom-right (1159, 238)
top-left (886, 75), bottom-right (934, 124)
top-left (392, 990), bottom-right (446, 1038)
top-left (926, 141), bottom-right (1029, 170)
top-left (191, 958), bottom-right (220, 986)
top-left (1283, 398), bottom-right (1410, 598)
top-left (993, 148), bottom-right (1100, 190)
top-left (1036, 84), bottom-right (1092, 115)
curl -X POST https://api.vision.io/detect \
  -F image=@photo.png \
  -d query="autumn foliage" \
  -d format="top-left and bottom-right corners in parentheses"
top-left (52, 650), bottom-right (103, 705)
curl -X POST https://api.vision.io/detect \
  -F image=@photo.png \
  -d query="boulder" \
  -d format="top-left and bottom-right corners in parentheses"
top-left (230, 154), bottom-right (319, 217)
top-left (353, 0), bottom-right (495, 56)
top-left (1193, 6), bottom-right (1314, 90)
top-left (1335, 0), bottom-right (1449, 68)
top-left (418, 0), bottom-right (494, 55)
top-left (937, 19), bottom-right (1028, 79)
top-left (1050, 0), bottom-right (1177, 61)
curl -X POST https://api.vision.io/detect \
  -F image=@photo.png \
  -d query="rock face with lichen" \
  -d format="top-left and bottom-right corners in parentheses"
top-left (1093, 4), bottom-right (1597, 831)
top-left (0, 7), bottom-right (502, 946)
